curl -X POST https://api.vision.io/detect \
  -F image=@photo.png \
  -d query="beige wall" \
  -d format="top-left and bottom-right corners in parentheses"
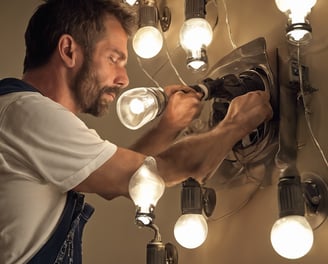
top-left (1, 0), bottom-right (328, 263)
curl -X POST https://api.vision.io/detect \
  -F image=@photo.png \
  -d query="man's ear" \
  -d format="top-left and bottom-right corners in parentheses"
top-left (58, 34), bottom-right (80, 68)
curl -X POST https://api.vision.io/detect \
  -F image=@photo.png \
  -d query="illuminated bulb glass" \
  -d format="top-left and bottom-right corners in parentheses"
top-left (270, 215), bottom-right (314, 259)
top-left (129, 157), bottom-right (165, 224)
top-left (116, 87), bottom-right (166, 130)
top-left (124, 0), bottom-right (137, 6)
top-left (174, 214), bottom-right (208, 249)
top-left (275, 0), bottom-right (317, 43)
top-left (133, 26), bottom-right (163, 59)
top-left (189, 60), bottom-right (206, 71)
top-left (179, 18), bottom-right (213, 56)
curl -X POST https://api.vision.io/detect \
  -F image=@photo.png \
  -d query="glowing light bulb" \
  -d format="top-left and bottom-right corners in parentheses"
top-left (179, 18), bottom-right (213, 52)
top-left (174, 214), bottom-right (208, 249)
top-left (129, 157), bottom-right (165, 225)
top-left (129, 98), bottom-right (146, 115)
top-left (271, 215), bottom-right (314, 259)
top-left (179, 18), bottom-right (212, 71)
top-left (275, 0), bottom-right (317, 44)
top-left (133, 26), bottom-right (163, 59)
top-left (124, 0), bottom-right (137, 6)
top-left (116, 87), bottom-right (167, 130)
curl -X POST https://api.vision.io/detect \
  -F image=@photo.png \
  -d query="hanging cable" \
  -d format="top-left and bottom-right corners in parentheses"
top-left (222, 0), bottom-right (237, 49)
top-left (296, 46), bottom-right (328, 169)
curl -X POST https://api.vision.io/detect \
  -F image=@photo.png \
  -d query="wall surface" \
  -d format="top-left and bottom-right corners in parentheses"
top-left (1, 0), bottom-right (328, 264)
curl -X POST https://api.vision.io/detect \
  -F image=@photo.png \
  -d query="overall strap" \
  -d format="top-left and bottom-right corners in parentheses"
top-left (0, 78), bottom-right (39, 95)
top-left (27, 191), bottom-right (95, 264)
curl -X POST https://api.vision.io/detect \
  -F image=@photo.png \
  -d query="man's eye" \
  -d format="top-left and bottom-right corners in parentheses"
top-left (109, 56), bottom-right (118, 64)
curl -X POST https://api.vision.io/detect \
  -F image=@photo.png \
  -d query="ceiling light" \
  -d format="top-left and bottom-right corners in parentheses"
top-left (174, 178), bottom-right (216, 249)
top-left (275, 0), bottom-right (316, 44)
top-left (179, 0), bottom-right (213, 71)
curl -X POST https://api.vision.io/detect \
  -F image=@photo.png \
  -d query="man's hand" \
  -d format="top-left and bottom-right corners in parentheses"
top-left (158, 85), bottom-right (203, 132)
top-left (221, 90), bottom-right (273, 139)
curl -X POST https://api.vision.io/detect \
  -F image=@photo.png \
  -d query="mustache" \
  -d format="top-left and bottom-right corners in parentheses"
top-left (102, 86), bottom-right (121, 97)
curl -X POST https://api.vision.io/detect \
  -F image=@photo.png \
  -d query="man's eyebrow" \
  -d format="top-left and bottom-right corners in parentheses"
top-left (112, 48), bottom-right (127, 62)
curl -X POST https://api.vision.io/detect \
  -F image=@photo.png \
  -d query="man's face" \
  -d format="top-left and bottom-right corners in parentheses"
top-left (72, 16), bottom-right (129, 116)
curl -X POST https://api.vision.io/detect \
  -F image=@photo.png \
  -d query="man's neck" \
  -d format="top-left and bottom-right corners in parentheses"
top-left (22, 66), bottom-right (79, 114)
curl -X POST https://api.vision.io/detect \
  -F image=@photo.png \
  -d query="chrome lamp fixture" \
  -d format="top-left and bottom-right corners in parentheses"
top-left (275, 0), bottom-right (317, 45)
top-left (179, 0), bottom-right (213, 71)
top-left (132, 0), bottom-right (171, 59)
top-left (270, 174), bottom-right (328, 259)
top-left (146, 223), bottom-right (178, 264)
top-left (129, 156), bottom-right (165, 225)
top-left (174, 177), bottom-right (216, 249)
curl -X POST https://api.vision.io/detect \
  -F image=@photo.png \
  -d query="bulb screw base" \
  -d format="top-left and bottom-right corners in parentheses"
top-left (278, 175), bottom-right (305, 218)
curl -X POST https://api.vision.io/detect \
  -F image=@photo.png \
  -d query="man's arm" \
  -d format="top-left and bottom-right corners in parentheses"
top-left (73, 90), bottom-right (272, 200)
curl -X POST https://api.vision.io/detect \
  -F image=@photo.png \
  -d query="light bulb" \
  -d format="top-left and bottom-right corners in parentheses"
top-left (129, 157), bottom-right (165, 225)
top-left (116, 87), bottom-right (167, 130)
top-left (271, 215), bottom-right (314, 259)
top-left (179, 18), bottom-right (212, 70)
top-left (132, 26), bottom-right (163, 59)
top-left (174, 214), bottom-right (208, 249)
top-left (275, 0), bottom-right (317, 44)
top-left (124, 0), bottom-right (137, 6)
top-left (179, 18), bottom-right (213, 52)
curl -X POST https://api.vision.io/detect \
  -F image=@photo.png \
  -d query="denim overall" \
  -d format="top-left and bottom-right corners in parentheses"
top-left (0, 78), bottom-right (95, 264)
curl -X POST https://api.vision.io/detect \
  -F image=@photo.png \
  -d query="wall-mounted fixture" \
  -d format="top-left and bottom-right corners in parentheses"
top-left (145, 223), bottom-right (178, 264)
top-left (179, 0), bottom-right (213, 72)
top-left (275, 0), bottom-right (317, 45)
top-left (116, 65), bottom-right (272, 130)
top-left (129, 157), bottom-right (178, 263)
top-left (270, 174), bottom-right (327, 259)
top-left (174, 178), bottom-right (216, 249)
top-left (129, 156), bottom-right (165, 225)
top-left (132, 0), bottom-right (171, 59)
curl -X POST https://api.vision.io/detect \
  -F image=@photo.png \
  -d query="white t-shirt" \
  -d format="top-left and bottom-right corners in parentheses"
top-left (0, 91), bottom-right (117, 264)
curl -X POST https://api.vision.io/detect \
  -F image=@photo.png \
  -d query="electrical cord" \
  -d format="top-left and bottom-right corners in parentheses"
top-left (296, 46), bottom-right (328, 169)
top-left (221, 0), bottom-right (237, 49)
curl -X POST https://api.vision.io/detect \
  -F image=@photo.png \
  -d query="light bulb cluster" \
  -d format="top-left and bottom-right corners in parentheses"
top-left (275, 0), bottom-right (316, 44)
top-left (131, 0), bottom-right (212, 72)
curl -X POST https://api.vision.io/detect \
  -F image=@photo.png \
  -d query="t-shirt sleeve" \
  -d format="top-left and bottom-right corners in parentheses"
top-left (0, 93), bottom-right (117, 192)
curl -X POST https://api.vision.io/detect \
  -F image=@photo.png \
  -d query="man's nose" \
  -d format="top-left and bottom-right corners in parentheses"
top-left (114, 67), bottom-right (129, 88)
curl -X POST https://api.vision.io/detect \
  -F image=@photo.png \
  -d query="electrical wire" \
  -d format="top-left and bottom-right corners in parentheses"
top-left (136, 56), bottom-right (161, 88)
top-left (296, 46), bottom-right (328, 169)
top-left (221, 0), bottom-right (237, 49)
